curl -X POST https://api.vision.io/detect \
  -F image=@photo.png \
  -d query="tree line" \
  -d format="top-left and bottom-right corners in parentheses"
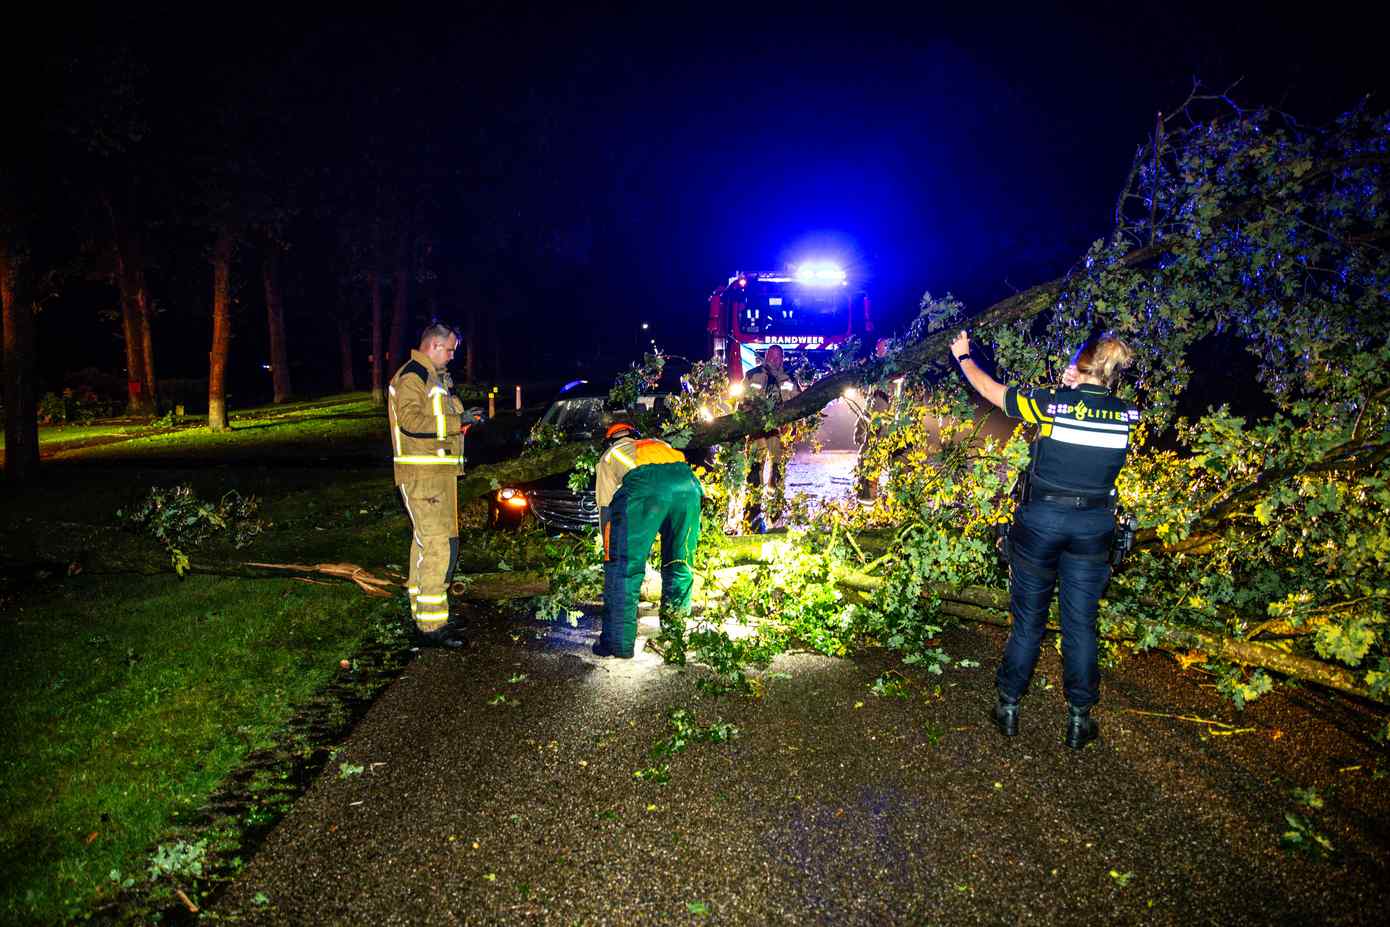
top-left (1, 23), bottom-right (607, 481)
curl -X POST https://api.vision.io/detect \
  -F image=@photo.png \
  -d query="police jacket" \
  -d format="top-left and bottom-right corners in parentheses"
top-left (387, 350), bottom-right (478, 482)
top-left (1004, 383), bottom-right (1140, 495)
top-left (595, 435), bottom-right (689, 510)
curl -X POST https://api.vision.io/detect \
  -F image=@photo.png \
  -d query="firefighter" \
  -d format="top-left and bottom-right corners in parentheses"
top-left (952, 329), bottom-right (1136, 749)
top-left (387, 323), bottom-right (484, 649)
top-left (593, 418), bottom-right (703, 659)
top-left (852, 338), bottom-right (901, 502)
top-left (745, 345), bottom-right (802, 489)
top-left (737, 345), bottom-right (802, 531)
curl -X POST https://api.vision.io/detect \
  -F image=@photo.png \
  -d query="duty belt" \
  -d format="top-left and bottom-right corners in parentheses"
top-left (1027, 488), bottom-right (1116, 510)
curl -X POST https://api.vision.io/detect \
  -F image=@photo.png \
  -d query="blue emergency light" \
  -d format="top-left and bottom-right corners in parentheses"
top-left (794, 261), bottom-right (847, 286)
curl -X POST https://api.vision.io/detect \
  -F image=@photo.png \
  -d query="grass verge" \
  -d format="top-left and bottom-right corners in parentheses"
top-left (0, 571), bottom-right (403, 924)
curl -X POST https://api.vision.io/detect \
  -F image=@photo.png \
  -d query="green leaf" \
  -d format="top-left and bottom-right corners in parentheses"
top-left (1314, 618), bottom-right (1375, 667)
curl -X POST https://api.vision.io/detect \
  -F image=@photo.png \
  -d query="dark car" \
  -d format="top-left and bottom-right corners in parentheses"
top-left (487, 370), bottom-right (700, 532)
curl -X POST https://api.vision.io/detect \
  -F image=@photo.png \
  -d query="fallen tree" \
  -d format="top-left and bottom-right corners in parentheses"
top-left (834, 575), bottom-right (1383, 705)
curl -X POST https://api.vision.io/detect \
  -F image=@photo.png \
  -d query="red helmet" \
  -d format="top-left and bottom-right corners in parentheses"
top-left (605, 422), bottom-right (639, 441)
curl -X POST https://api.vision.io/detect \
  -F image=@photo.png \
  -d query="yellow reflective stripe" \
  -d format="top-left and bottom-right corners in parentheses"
top-left (1028, 396), bottom-right (1053, 423)
top-left (416, 594), bottom-right (447, 605)
top-left (394, 455), bottom-right (464, 464)
top-left (416, 609), bottom-right (449, 621)
top-left (609, 447), bottom-right (637, 470)
top-left (1016, 394), bottom-right (1037, 424)
top-left (1041, 423), bottom-right (1053, 437)
top-left (388, 385), bottom-right (401, 454)
top-left (431, 391), bottom-right (447, 440)
top-left (407, 586), bottom-right (421, 595)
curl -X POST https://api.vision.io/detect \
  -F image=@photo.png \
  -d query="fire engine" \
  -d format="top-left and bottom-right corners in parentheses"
top-left (706, 261), bottom-right (871, 381)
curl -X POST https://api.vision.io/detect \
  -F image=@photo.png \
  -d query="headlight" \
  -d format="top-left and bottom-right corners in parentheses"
top-left (497, 488), bottom-right (528, 508)
top-left (729, 382), bottom-right (745, 398)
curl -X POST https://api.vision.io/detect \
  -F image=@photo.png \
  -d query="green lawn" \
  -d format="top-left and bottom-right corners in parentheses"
top-left (0, 575), bottom-right (393, 923)
top-left (0, 421), bottom-right (143, 452)
top-left (0, 394), bottom-right (414, 923)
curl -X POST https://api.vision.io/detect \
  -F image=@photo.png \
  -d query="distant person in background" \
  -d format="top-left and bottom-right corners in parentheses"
top-left (387, 323), bottom-right (485, 649)
top-left (951, 329), bottom-right (1137, 749)
top-left (742, 345), bottom-right (802, 530)
top-left (853, 338), bottom-right (902, 502)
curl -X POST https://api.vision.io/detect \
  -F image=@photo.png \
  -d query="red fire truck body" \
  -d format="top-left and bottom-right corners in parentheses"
top-left (706, 264), bottom-right (871, 381)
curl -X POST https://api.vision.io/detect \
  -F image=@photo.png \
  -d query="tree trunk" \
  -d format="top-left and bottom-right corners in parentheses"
top-left (138, 275), bottom-right (157, 412)
top-left (1, 240), bottom-right (40, 481)
top-left (114, 248), bottom-right (153, 416)
top-left (208, 228), bottom-right (233, 432)
top-left (369, 268), bottom-right (384, 405)
top-left (262, 243), bottom-right (292, 403)
top-left (464, 302), bottom-right (477, 383)
top-left (386, 231), bottom-right (410, 375)
top-left (104, 195), bottom-right (156, 416)
top-left (488, 298), bottom-right (501, 381)
top-left (337, 318), bottom-right (356, 392)
top-left (833, 575), bottom-right (1385, 705)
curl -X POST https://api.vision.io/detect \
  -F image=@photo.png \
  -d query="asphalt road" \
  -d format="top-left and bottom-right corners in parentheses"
top-left (211, 608), bottom-right (1390, 926)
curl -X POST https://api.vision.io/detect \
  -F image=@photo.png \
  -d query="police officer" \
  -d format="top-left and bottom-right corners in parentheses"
top-left (593, 418), bottom-right (703, 658)
top-left (951, 329), bottom-right (1136, 749)
top-left (387, 323), bottom-right (484, 649)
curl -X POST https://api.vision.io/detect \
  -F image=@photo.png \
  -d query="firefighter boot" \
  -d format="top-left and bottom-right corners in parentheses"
top-left (991, 692), bottom-right (1020, 738)
top-left (417, 623), bottom-right (467, 650)
top-left (1065, 703), bottom-right (1099, 750)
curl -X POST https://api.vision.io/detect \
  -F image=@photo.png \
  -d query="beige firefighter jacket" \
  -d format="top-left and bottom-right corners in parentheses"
top-left (745, 363), bottom-right (801, 403)
top-left (388, 349), bottom-right (474, 482)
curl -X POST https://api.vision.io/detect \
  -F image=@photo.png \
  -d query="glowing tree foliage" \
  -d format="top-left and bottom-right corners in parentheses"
top-left (852, 94), bottom-right (1390, 707)
top-left (486, 93), bottom-right (1388, 713)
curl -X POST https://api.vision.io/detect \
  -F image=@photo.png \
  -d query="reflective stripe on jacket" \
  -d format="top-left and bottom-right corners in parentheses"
top-left (388, 349), bottom-right (465, 482)
top-left (745, 364), bottom-right (801, 402)
top-left (595, 436), bottom-right (688, 509)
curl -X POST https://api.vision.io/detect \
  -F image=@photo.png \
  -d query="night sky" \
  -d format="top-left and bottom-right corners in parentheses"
top-left (8, 4), bottom-right (1385, 400)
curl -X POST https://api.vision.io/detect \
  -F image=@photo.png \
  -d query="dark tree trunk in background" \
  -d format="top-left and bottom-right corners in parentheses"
top-left (334, 275), bottom-right (357, 392)
top-left (488, 303), bottom-right (501, 382)
top-left (369, 267), bottom-right (384, 405)
top-left (262, 243), bottom-right (292, 403)
top-left (337, 317), bottom-right (356, 392)
top-left (138, 277), bottom-right (157, 411)
top-left (104, 195), bottom-right (157, 416)
top-left (1, 241), bottom-right (40, 481)
top-left (464, 303), bottom-right (477, 383)
top-left (386, 230), bottom-right (410, 375)
top-left (208, 228), bottom-right (233, 431)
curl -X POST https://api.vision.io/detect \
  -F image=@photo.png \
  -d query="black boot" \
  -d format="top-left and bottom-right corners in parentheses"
top-left (1065, 703), bottom-right (1099, 750)
top-left (416, 623), bottom-right (467, 650)
top-left (991, 693), bottom-right (1019, 738)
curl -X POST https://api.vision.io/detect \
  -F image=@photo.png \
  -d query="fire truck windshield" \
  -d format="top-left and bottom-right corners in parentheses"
top-left (736, 280), bottom-right (850, 336)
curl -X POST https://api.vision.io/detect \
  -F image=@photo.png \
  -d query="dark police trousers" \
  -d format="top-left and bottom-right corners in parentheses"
top-left (997, 501), bottom-right (1114, 709)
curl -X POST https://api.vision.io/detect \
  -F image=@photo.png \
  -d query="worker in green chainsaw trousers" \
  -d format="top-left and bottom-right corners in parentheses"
top-left (593, 420), bottom-right (703, 659)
